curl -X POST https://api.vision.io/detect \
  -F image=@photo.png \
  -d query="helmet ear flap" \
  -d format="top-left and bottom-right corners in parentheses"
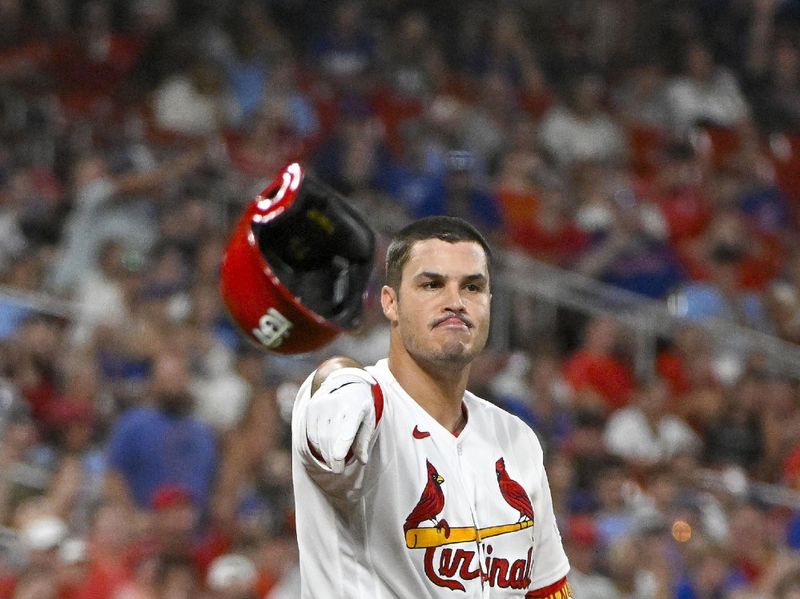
top-left (220, 163), bottom-right (375, 354)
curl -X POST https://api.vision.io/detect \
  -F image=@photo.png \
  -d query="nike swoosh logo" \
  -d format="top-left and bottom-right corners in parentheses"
top-left (330, 381), bottom-right (358, 394)
top-left (412, 425), bottom-right (430, 439)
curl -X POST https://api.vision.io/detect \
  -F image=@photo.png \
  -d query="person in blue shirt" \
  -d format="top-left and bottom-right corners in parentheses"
top-left (672, 243), bottom-right (774, 333)
top-left (413, 150), bottom-right (504, 239)
top-left (105, 352), bottom-right (218, 515)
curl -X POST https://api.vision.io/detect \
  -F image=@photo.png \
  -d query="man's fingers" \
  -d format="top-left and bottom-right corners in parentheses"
top-left (329, 435), bottom-right (356, 473)
top-left (311, 400), bottom-right (365, 472)
top-left (329, 403), bottom-right (369, 464)
top-left (353, 428), bottom-right (370, 465)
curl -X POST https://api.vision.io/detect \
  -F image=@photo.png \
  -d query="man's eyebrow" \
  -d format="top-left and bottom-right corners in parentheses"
top-left (463, 273), bottom-right (488, 283)
top-left (414, 272), bottom-right (488, 282)
top-left (415, 271), bottom-right (445, 280)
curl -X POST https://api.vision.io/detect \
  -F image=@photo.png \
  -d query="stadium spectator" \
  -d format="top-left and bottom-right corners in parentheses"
top-left (603, 377), bottom-right (701, 469)
top-left (410, 149), bottom-right (504, 239)
top-left (312, 101), bottom-right (390, 199)
top-left (680, 207), bottom-right (782, 293)
top-left (726, 503), bottom-right (776, 590)
top-left (744, 0), bottom-right (800, 134)
top-left (649, 141), bottom-right (713, 249)
top-left (461, 8), bottom-right (536, 87)
top-left (43, 397), bottom-right (103, 531)
top-left (372, 10), bottom-right (436, 153)
top-left (49, 145), bottom-right (208, 293)
top-left (703, 372), bottom-right (767, 473)
top-left (561, 414), bottom-right (612, 509)
top-left (67, 240), bottom-right (134, 347)
top-left (77, 500), bottom-right (137, 598)
top-left (592, 459), bottom-right (637, 549)
top-left (656, 324), bottom-right (720, 401)
top-left (545, 449), bottom-right (583, 523)
top-left (564, 515), bottom-right (618, 598)
top-left (218, 7), bottom-right (286, 125)
top-left (538, 72), bottom-right (626, 169)
top-left (575, 176), bottom-right (686, 299)
top-left (144, 484), bottom-right (230, 579)
top-left (674, 541), bottom-right (735, 599)
top-left (671, 241), bottom-right (775, 333)
top-left (0, 166), bottom-right (47, 274)
top-left (50, 1), bottom-right (143, 116)
top-left (105, 352), bottom-right (218, 514)
top-left (498, 163), bottom-right (590, 267)
top-left (497, 352), bottom-right (575, 452)
top-left (150, 555), bottom-right (200, 598)
top-left (460, 70), bottom-right (519, 171)
top-left (211, 388), bottom-right (288, 535)
top-left (151, 58), bottom-right (239, 137)
top-left (3, 315), bottom-right (62, 425)
top-left (563, 316), bottom-right (636, 414)
top-left (308, 0), bottom-right (375, 99)
top-left (666, 40), bottom-right (750, 135)
top-left (614, 57), bottom-right (671, 133)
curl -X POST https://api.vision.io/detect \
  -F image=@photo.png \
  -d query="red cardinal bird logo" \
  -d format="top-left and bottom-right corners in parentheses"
top-left (404, 460), bottom-right (449, 536)
top-left (496, 457), bottom-right (534, 523)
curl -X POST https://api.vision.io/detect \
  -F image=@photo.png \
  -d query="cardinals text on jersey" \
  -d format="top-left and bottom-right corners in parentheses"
top-left (292, 359), bottom-right (570, 598)
top-left (401, 456), bottom-right (536, 592)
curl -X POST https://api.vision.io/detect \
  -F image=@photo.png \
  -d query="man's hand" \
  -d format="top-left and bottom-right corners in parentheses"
top-left (306, 367), bottom-right (380, 474)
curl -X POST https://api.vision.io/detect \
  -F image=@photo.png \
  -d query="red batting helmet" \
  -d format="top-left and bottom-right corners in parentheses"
top-left (220, 163), bottom-right (375, 354)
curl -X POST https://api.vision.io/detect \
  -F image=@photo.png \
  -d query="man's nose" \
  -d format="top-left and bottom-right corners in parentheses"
top-left (443, 283), bottom-right (466, 311)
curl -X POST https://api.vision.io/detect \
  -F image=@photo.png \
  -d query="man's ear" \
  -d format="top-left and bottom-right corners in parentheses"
top-left (381, 285), bottom-right (398, 323)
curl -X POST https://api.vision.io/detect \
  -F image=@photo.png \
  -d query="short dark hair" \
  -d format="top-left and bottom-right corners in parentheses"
top-left (385, 216), bottom-right (492, 290)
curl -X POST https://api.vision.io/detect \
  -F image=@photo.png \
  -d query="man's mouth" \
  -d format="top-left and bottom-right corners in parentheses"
top-left (433, 314), bottom-right (472, 329)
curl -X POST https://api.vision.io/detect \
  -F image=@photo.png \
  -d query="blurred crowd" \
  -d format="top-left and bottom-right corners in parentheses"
top-left (2, 0), bottom-right (800, 597)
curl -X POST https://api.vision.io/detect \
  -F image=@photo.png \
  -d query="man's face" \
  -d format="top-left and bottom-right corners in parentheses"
top-left (382, 239), bottom-right (491, 368)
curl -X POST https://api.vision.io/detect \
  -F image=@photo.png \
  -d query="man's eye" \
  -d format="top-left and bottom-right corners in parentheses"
top-left (422, 281), bottom-right (441, 289)
top-left (465, 283), bottom-right (482, 292)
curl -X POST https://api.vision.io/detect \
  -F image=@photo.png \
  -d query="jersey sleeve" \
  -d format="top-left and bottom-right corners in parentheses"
top-left (526, 577), bottom-right (574, 598)
top-left (291, 370), bottom-right (327, 469)
top-left (526, 430), bottom-right (571, 592)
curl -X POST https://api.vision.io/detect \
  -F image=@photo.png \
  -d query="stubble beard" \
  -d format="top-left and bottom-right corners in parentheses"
top-left (399, 320), bottom-right (488, 372)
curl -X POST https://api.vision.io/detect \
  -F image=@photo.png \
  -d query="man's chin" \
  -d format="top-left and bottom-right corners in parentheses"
top-left (431, 342), bottom-right (476, 366)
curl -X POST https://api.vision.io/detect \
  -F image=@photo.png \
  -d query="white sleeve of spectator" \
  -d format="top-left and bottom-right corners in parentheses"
top-left (77, 177), bottom-right (117, 210)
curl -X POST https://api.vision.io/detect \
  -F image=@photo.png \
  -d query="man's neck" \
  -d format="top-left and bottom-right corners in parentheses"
top-left (388, 350), bottom-right (470, 434)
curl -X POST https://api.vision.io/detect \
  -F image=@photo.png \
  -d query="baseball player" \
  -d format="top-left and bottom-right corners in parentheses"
top-left (220, 164), bottom-right (572, 598)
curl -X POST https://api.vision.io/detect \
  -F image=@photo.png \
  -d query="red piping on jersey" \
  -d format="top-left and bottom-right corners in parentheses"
top-left (372, 381), bottom-right (384, 424)
top-left (306, 380), bottom-right (385, 465)
top-left (525, 576), bottom-right (571, 598)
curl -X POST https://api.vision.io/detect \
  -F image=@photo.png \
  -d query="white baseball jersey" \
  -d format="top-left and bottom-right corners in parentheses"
top-left (292, 359), bottom-right (570, 598)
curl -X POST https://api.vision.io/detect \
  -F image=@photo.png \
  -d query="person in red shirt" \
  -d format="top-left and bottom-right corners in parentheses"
top-left (497, 159), bottom-right (589, 267)
top-left (50, 1), bottom-right (143, 115)
top-left (650, 142), bottom-right (713, 248)
top-left (563, 316), bottom-right (636, 414)
top-left (679, 209), bottom-right (782, 292)
top-left (143, 485), bottom-right (232, 582)
top-left (75, 501), bottom-right (137, 599)
top-left (656, 325), bottom-right (719, 398)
